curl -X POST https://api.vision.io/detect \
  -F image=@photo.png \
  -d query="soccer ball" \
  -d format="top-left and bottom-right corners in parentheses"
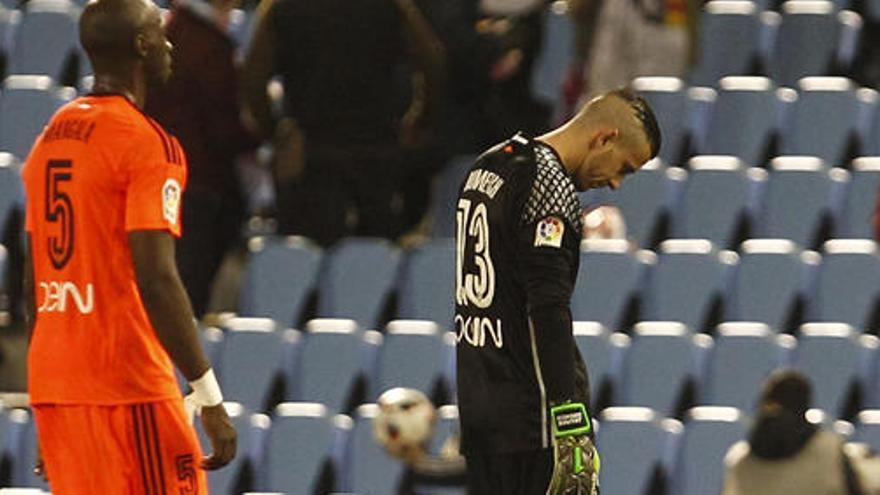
top-left (373, 388), bottom-right (437, 457)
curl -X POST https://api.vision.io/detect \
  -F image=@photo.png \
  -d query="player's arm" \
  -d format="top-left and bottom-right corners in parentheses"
top-left (129, 230), bottom-right (236, 470)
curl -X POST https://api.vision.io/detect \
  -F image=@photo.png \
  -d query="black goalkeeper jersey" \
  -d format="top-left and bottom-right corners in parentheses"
top-left (455, 132), bottom-right (591, 454)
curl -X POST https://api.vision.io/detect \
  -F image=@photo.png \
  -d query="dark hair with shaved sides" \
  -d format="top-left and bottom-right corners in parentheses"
top-left (608, 87), bottom-right (662, 159)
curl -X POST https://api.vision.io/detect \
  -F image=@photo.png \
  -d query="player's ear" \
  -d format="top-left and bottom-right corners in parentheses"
top-left (589, 128), bottom-right (619, 152)
top-left (134, 32), bottom-right (149, 59)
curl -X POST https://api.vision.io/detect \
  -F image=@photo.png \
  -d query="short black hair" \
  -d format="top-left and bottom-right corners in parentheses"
top-left (760, 369), bottom-right (812, 415)
top-left (608, 87), bottom-right (662, 160)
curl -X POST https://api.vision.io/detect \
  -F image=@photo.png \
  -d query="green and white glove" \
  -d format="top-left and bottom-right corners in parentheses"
top-left (547, 402), bottom-right (600, 495)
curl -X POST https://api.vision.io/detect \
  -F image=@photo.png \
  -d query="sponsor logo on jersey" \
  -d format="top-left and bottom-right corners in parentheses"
top-left (535, 216), bottom-right (564, 248)
top-left (38, 281), bottom-right (94, 314)
top-left (162, 178), bottom-right (181, 225)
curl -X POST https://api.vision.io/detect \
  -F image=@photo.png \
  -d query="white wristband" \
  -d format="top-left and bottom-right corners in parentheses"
top-left (188, 368), bottom-right (224, 407)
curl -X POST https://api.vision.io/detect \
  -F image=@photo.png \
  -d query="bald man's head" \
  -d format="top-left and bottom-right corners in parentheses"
top-left (80, 0), bottom-right (171, 83)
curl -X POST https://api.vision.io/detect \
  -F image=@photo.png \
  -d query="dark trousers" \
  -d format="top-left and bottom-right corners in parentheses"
top-left (176, 188), bottom-right (242, 317)
top-left (275, 144), bottom-right (401, 246)
top-left (465, 449), bottom-right (554, 495)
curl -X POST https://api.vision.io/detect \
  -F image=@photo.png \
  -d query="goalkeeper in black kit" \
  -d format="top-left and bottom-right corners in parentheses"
top-left (454, 88), bottom-right (661, 494)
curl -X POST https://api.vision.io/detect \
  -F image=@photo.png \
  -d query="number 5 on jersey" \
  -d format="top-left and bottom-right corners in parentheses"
top-left (456, 198), bottom-right (495, 308)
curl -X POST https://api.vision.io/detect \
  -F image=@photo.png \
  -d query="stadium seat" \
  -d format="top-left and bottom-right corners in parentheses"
top-left (10, 0), bottom-right (82, 86)
top-left (431, 156), bottom-right (475, 238)
top-left (374, 321), bottom-right (452, 402)
top-left (216, 318), bottom-right (293, 412)
top-left (811, 239), bottom-right (880, 330)
top-left (792, 323), bottom-right (874, 416)
top-left (670, 407), bottom-right (748, 495)
top-left (727, 239), bottom-right (813, 329)
top-left (756, 157), bottom-right (846, 248)
top-left (345, 404), bottom-right (406, 494)
top-left (767, 2), bottom-right (857, 88)
top-left (600, 161), bottom-right (685, 249)
top-left (596, 408), bottom-right (681, 495)
top-left (855, 409), bottom-right (880, 452)
top-left (397, 238), bottom-right (455, 328)
top-left (691, 2), bottom-right (764, 86)
top-left (572, 240), bottom-right (653, 330)
top-left (0, 153), bottom-right (21, 231)
top-left (572, 322), bottom-right (612, 401)
top-left (780, 77), bottom-right (870, 166)
top-left (631, 77), bottom-right (688, 165)
top-left (0, 76), bottom-right (72, 160)
top-left (0, 8), bottom-right (17, 66)
top-left (259, 403), bottom-right (344, 494)
top-left (530, 2), bottom-right (574, 118)
top-left (700, 322), bottom-right (794, 410)
top-left (700, 77), bottom-right (781, 166)
top-left (642, 240), bottom-right (736, 331)
top-left (193, 402), bottom-right (253, 494)
top-left (839, 157), bottom-right (880, 239)
top-left (240, 236), bottom-right (322, 327)
top-left (673, 156), bottom-right (753, 249)
top-left (6, 409), bottom-right (46, 490)
top-left (287, 319), bottom-right (376, 413)
top-left (316, 238), bottom-right (402, 329)
top-left (618, 322), bottom-right (698, 416)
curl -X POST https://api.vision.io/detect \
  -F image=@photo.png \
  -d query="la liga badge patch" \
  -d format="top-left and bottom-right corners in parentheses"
top-left (162, 178), bottom-right (181, 225)
top-left (535, 217), bottom-right (564, 248)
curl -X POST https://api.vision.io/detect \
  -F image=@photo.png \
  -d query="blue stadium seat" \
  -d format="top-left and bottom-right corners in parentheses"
top-left (240, 236), bottom-right (322, 327)
top-left (632, 77), bottom-right (688, 165)
top-left (531, 2), bottom-right (574, 118)
top-left (6, 409), bottom-right (46, 490)
top-left (193, 402), bottom-right (253, 495)
top-left (643, 240), bottom-right (736, 331)
top-left (855, 410), bottom-right (880, 452)
top-left (671, 407), bottom-right (748, 495)
top-left (812, 239), bottom-right (880, 329)
top-left (793, 323), bottom-right (871, 416)
top-left (700, 322), bottom-right (794, 410)
top-left (674, 156), bottom-right (752, 248)
top-left (727, 239), bottom-right (812, 329)
top-left (287, 319), bottom-right (376, 413)
top-left (573, 240), bottom-right (652, 329)
top-left (317, 238), bottom-right (402, 329)
top-left (397, 238), bottom-right (455, 328)
top-left (0, 153), bottom-right (21, 231)
top-left (375, 321), bottom-right (451, 400)
top-left (0, 76), bottom-right (72, 160)
top-left (701, 77), bottom-right (781, 166)
top-left (345, 404), bottom-right (405, 494)
top-left (0, 8), bottom-right (17, 59)
top-left (216, 318), bottom-right (293, 412)
top-left (10, 0), bottom-right (81, 84)
top-left (431, 156), bottom-right (475, 238)
top-left (416, 405), bottom-right (466, 495)
top-left (597, 407), bottom-right (681, 495)
top-left (780, 77), bottom-right (869, 166)
top-left (259, 403), bottom-right (343, 494)
top-left (572, 322), bottom-right (612, 399)
top-left (756, 157), bottom-right (845, 248)
top-left (767, 2), bottom-right (854, 88)
top-left (839, 158), bottom-right (880, 239)
top-left (619, 322), bottom-right (697, 416)
top-left (691, 2), bottom-right (763, 86)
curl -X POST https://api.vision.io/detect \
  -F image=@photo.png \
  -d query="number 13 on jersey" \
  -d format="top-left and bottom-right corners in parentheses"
top-left (456, 198), bottom-right (495, 308)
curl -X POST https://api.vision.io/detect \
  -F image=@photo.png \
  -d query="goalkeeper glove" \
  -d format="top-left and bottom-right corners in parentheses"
top-left (547, 402), bottom-right (600, 495)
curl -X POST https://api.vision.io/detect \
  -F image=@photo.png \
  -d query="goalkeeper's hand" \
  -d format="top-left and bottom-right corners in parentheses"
top-left (547, 402), bottom-right (600, 495)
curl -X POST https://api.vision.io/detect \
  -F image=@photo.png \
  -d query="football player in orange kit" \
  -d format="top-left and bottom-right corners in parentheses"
top-left (21, 0), bottom-right (236, 492)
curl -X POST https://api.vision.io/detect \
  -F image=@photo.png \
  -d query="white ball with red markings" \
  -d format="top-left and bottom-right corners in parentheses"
top-left (373, 388), bottom-right (437, 456)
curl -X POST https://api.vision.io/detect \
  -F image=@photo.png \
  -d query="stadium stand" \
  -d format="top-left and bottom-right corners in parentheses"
top-left (840, 157), bottom-right (880, 238)
top-left (631, 77), bottom-right (688, 165)
top-left (8, 0), bottom-right (82, 86)
top-left (431, 156), bottom-right (475, 239)
top-left (855, 410), bottom-right (880, 452)
top-left (572, 322), bottom-right (612, 405)
top-left (0, 75), bottom-right (72, 160)
top-left (726, 239), bottom-right (814, 330)
top-left (530, 1), bottom-right (574, 118)
top-left (316, 237), bottom-right (402, 329)
top-left (6, 409), bottom-right (46, 490)
top-left (396, 238), bottom-right (455, 328)
top-left (285, 319), bottom-right (374, 414)
top-left (691, 2), bottom-right (764, 86)
top-left (193, 402), bottom-right (253, 494)
top-left (670, 406), bottom-right (748, 495)
top-left (346, 404), bottom-right (405, 494)
top-left (374, 321), bottom-right (453, 403)
top-left (811, 239), bottom-right (880, 329)
top-left (240, 236), bottom-right (322, 328)
top-left (0, 153), bottom-right (19, 231)
top-left (572, 239), bottom-right (653, 330)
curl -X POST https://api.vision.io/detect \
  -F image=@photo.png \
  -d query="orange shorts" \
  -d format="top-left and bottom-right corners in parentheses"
top-left (33, 399), bottom-right (208, 495)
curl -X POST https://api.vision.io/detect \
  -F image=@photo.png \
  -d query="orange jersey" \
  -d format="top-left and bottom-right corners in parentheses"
top-left (23, 94), bottom-right (187, 405)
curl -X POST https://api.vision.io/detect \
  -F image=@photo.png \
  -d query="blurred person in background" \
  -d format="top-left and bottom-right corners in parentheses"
top-left (722, 370), bottom-right (880, 495)
top-left (583, 0), bottom-right (701, 94)
top-left (146, 0), bottom-right (258, 318)
top-left (242, 0), bottom-right (443, 246)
